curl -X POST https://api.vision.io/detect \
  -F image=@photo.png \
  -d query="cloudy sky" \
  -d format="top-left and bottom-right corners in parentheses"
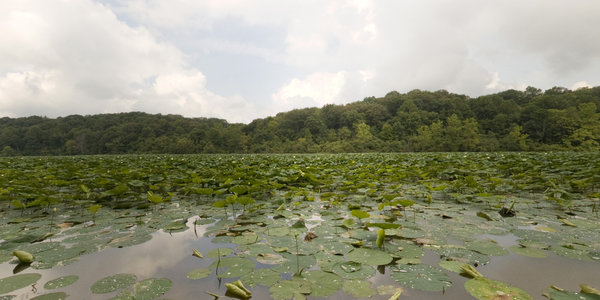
top-left (1, 0), bottom-right (600, 123)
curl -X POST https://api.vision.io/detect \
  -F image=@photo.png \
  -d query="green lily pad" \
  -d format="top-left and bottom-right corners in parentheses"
top-left (29, 292), bottom-right (68, 300)
top-left (545, 286), bottom-right (600, 300)
top-left (232, 233), bottom-right (260, 245)
top-left (342, 279), bottom-right (377, 298)
top-left (509, 245), bottom-right (548, 258)
top-left (0, 296), bottom-right (16, 300)
top-left (267, 227), bottom-right (290, 237)
top-left (187, 268), bottom-right (211, 280)
top-left (0, 273), bottom-right (42, 294)
top-left (257, 253), bottom-right (286, 265)
top-left (44, 275), bottom-right (79, 289)
top-left (437, 247), bottom-right (490, 265)
top-left (91, 273), bottom-right (137, 294)
top-left (272, 253), bottom-right (316, 274)
top-left (206, 247), bottom-right (234, 258)
top-left (332, 262), bottom-right (375, 280)
top-left (210, 257), bottom-right (256, 278)
top-left (347, 248), bottom-right (393, 266)
top-left (390, 264), bottom-right (452, 292)
top-left (270, 278), bottom-right (312, 300)
top-left (133, 278), bottom-right (172, 300)
top-left (302, 270), bottom-right (343, 297)
top-left (240, 268), bottom-right (281, 287)
top-left (464, 277), bottom-right (533, 300)
top-left (439, 260), bottom-right (468, 274)
top-left (465, 240), bottom-right (509, 256)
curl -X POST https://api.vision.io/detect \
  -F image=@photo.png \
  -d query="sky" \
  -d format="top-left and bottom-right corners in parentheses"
top-left (1, 0), bottom-right (600, 123)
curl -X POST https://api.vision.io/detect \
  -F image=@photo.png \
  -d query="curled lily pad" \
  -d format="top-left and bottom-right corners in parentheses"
top-left (0, 273), bottom-right (42, 294)
top-left (342, 279), bottom-right (377, 298)
top-left (133, 278), bottom-right (172, 300)
top-left (347, 248), bottom-right (393, 266)
top-left (44, 275), bottom-right (79, 289)
top-left (390, 264), bottom-right (451, 292)
top-left (187, 268), bottom-right (211, 280)
top-left (91, 273), bottom-right (137, 294)
top-left (29, 292), bottom-right (68, 300)
top-left (465, 277), bottom-right (533, 300)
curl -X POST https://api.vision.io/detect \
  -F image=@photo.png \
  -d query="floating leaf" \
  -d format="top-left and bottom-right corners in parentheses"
top-left (332, 262), bottom-right (375, 280)
top-left (302, 270), bottom-right (343, 297)
top-left (0, 273), bottom-right (42, 294)
top-left (342, 279), bottom-right (377, 298)
top-left (256, 253), bottom-right (286, 265)
top-left (465, 277), bottom-right (533, 300)
top-left (90, 273), bottom-right (137, 294)
top-left (210, 257), bottom-right (255, 278)
top-left (187, 268), bottom-right (211, 280)
top-left (207, 248), bottom-right (234, 258)
top-left (240, 268), bottom-right (281, 287)
top-left (351, 209), bottom-right (370, 220)
top-left (347, 248), bottom-right (393, 266)
top-left (439, 260), bottom-right (468, 274)
top-left (44, 275), bottom-right (79, 289)
top-left (390, 264), bottom-right (451, 292)
top-left (270, 279), bottom-right (311, 300)
top-left (509, 245), bottom-right (548, 258)
top-left (133, 278), bottom-right (172, 300)
top-left (465, 240), bottom-right (509, 256)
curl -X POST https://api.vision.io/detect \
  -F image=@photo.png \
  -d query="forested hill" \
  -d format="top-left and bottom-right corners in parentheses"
top-left (1, 86), bottom-right (600, 155)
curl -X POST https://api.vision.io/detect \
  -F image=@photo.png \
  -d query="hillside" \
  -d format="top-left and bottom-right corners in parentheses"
top-left (1, 86), bottom-right (599, 155)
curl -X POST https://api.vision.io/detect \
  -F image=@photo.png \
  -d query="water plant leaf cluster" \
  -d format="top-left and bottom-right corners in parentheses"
top-left (0, 153), bottom-right (599, 299)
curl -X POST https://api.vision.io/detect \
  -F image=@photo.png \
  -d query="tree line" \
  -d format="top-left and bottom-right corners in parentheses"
top-left (1, 86), bottom-right (599, 156)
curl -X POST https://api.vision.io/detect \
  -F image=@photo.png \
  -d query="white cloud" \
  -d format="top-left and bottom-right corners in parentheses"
top-left (0, 0), bottom-right (254, 122)
top-left (2, 0), bottom-right (600, 122)
top-left (571, 81), bottom-right (591, 90)
top-left (273, 71), bottom-right (347, 110)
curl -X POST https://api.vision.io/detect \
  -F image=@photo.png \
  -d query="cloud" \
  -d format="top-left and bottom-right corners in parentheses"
top-left (272, 71), bottom-right (347, 110)
top-left (2, 0), bottom-right (600, 122)
top-left (0, 0), bottom-right (253, 122)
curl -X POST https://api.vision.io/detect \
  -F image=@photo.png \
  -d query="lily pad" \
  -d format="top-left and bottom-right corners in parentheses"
top-left (509, 245), bottom-right (548, 258)
top-left (91, 273), bottom-right (137, 294)
top-left (332, 261), bottom-right (375, 280)
top-left (342, 279), bottom-right (377, 298)
top-left (240, 268), bottom-right (281, 287)
top-left (464, 277), bottom-right (533, 300)
top-left (44, 275), bottom-right (79, 289)
top-left (465, 240), bottom-right (509, 256)
top-left (257, 253), bottom-right (286, 265)
top-left (439, 260), bottom-right (468, 274)
top-left (187, 268), bottom-right (211, 280)
top-left (133, 278), bottom-right (172, 300)
top-left (347, 248), bottom-right (393, 266)
top-left (206, 247), bottom-right (234, 258)
top-left (29, 292), bottom-right (68, 300)
top-left (270, 278), bottom-right (312, 300)
top-left (390, 264), bottom-right (452, 292)
top-left (302, 270), bottom-right (343, 297)
top-left (0, 273), bottom-right (42, 294)
top-left (210, 257), bottom-right (256, 278)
